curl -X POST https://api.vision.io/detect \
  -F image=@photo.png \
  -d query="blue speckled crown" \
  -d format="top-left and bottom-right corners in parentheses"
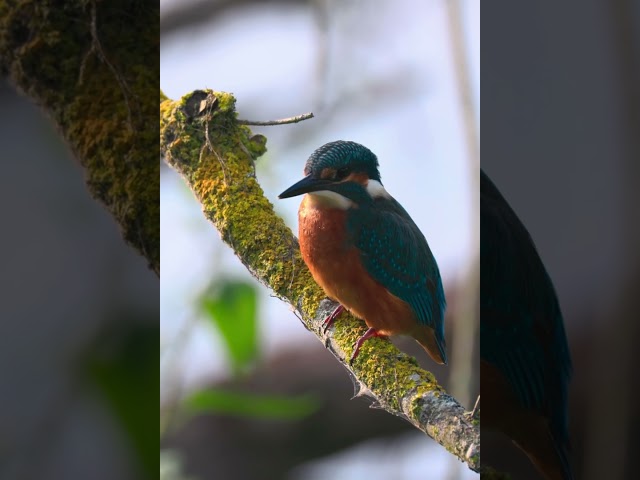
top-left (305, 141), bottom-right (382, 182)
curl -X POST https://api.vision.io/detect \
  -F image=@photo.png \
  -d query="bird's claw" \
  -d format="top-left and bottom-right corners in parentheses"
top-left (322, 304), bottom-right (345, 333)
top-left (349, 327), bottom-right (382, 364)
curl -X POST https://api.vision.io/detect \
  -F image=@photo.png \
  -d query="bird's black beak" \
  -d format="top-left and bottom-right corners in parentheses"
top-left (278, 175), bottom-right (331, 199)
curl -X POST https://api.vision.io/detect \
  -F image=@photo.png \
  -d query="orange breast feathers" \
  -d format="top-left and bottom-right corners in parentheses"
top-left (298, 195), bottom-right (419, 337)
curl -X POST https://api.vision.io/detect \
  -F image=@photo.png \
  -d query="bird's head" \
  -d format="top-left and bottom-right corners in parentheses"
top-left (278, 141), bottom-right (389, 208)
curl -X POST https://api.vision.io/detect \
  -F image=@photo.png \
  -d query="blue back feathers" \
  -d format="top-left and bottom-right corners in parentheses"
top-left (345, 188), bottom-right (447, 361)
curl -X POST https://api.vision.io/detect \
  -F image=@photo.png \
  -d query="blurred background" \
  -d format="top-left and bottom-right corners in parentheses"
top-left (483, 1), bottom-right (640, 479)
top-left (160, 1), bottom-right (478, 480)
top-left (0, 80), bottom-right (158, 479)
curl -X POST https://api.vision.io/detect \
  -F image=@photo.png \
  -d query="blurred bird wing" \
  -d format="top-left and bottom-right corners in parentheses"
top-left (480, 170), bottom-right (572, 443)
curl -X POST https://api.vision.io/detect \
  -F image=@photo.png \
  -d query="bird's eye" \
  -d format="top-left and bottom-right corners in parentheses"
top-left (335, 167), bottom-right (350, 180)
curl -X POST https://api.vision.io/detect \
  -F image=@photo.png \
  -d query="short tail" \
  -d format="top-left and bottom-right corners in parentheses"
top-left (414, 326), bottom-right (447, 365)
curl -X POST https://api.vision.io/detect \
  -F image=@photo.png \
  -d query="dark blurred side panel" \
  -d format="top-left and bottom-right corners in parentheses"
top-left (481, 1), bottom-right (640, 479)
top-left (0, 0), bottom-right (159, 477)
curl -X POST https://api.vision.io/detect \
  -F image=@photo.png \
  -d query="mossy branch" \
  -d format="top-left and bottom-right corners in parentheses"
top-left (0, 0), bottom-right (159, 275)
top-left (160, 89), bottom-right (480, 472)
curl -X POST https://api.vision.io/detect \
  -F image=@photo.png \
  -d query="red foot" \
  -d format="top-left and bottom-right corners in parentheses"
top-left (350, 327), bottom-right (384, 364)
top-left (322, 304), bottom-right (345, 333)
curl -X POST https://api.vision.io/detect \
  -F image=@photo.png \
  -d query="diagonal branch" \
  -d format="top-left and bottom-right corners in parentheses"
top-left (160, 89), bottom-right (480, 472)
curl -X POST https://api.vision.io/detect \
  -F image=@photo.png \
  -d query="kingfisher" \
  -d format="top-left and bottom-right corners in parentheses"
top-left (278, 141), bottom-right (447, 365)
top-left (481, 170), bottom-right (573, 480)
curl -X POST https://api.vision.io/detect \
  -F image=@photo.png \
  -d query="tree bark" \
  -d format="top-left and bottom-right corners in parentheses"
top-left (160, 89), bottom-right (480, 472)
top-left (0, 0), bottom-right (159, 275)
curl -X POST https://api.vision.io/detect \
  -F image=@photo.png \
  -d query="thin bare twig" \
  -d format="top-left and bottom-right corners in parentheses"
top-left (469, 395), bottom-right (480, 419)
top-left (237, 112), bottom-right (314, 126)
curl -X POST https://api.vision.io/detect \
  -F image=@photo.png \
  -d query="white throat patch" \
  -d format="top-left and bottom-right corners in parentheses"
top-left (366, 179), bottom-right (391, 199)
top-left (308, 190), bottom-right (354, 210)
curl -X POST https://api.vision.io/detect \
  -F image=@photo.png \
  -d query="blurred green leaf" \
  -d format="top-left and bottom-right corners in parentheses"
top-left (201, 281), bottom-right (258, 375)
top-left (184, 388), bottom-right (320, 420)
top-left (88, 322), bottom-right (158, 480)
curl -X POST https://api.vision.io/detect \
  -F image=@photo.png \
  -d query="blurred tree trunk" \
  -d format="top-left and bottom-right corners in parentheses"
top-left (0, 0), bottom-right (159, 274)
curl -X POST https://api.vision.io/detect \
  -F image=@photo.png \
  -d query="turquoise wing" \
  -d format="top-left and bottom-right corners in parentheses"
top-left (346, 197), bottom-right (446, 347)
